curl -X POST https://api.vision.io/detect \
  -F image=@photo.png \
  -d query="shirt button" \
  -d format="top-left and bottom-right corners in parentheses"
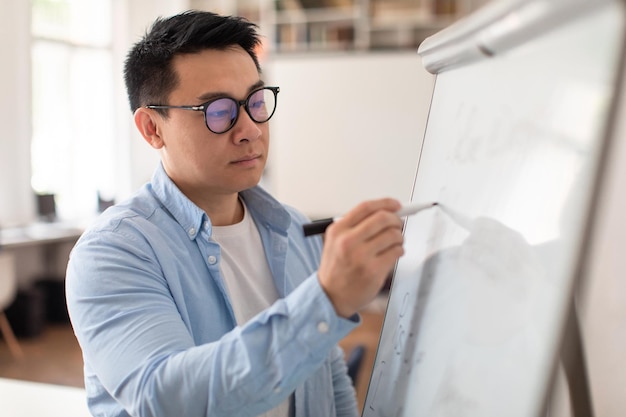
top-left (317, 321), bottom-right (329, 334)
top-left (208, 255), bottom-right (217, 264)
top-left (188, 227), bottom-right (196, 236)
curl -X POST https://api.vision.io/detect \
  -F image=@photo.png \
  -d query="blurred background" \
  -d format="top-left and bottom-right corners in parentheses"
top-left (0, 0), bottom-right (490, 413)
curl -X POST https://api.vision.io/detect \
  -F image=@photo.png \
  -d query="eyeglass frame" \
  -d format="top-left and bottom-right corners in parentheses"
top-left (145, 86), bottom-right (280, 134)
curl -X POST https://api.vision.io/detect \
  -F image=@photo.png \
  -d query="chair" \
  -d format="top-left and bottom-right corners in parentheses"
top-left (0, 251), bottom-right (23, 358)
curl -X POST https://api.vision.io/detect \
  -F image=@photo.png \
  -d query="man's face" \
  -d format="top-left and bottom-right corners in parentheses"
top-left (152, 47), bottom-right (270, 200)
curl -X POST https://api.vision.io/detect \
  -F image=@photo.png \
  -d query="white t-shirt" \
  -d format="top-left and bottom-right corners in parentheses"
top-left (211, 200), bottom-right (293, 417)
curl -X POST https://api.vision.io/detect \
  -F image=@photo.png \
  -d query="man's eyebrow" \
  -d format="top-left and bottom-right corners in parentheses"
top-left (196, 80), bottom-right (266, 102)
top-left (249, 80), bottom-right (265, 91)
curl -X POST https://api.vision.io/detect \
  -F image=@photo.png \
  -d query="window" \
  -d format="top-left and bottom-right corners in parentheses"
top-left (31, 0), bottom-right (115, 219)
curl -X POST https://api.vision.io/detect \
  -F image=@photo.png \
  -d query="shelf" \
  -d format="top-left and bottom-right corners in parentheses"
top-left (370, 11), bottom-right (456, 30)
top-left (192, 0), bottom-right (483, 53)
top-left (274, 7), bottom-right (362, 25)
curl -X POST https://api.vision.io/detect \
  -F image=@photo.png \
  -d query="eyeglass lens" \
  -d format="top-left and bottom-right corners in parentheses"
top-left (205, 88), bottom-right (277, 133)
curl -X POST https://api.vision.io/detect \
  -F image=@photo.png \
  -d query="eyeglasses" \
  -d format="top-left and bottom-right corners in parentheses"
top-left (146, 86), bottom-right (280, 134)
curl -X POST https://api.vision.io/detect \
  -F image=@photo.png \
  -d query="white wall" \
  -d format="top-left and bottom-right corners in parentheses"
top-left (0, 0), bottom-right (33, 227)
top-left (112, 0), bottom-right (191, 196)
top-left (265, 51), bottom-right (435, 218)
top-left (579, 62), bottom-right (626, 417)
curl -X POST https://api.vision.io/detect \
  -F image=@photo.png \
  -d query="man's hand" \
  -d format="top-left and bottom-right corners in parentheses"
top-left (317, 198), bottom-right (405, 318)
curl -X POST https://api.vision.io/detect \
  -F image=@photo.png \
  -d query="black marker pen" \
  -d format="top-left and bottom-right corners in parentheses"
top-left (302, 202), bottom-right (438, 237)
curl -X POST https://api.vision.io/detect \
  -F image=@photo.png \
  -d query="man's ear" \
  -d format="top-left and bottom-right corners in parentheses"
top-left (134, 108), bottom-right (165, 149)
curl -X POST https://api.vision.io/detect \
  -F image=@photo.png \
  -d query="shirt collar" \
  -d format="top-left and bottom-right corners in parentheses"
top-left (240, 187), bottom-right (291, 234)
top-left (150, 163), bottom-right (206, 240)
top-left (149, 163), bottom-right (291, 239)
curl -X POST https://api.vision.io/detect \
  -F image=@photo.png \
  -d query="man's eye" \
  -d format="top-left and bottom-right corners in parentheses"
top-left (249, 99), bottom-right (265, 109)
top-left (207, 109), bottom-right (232, 118)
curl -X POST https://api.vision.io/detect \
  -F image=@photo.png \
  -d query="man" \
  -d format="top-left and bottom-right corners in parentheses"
top-left (66, 10), bottom-right (404, 417)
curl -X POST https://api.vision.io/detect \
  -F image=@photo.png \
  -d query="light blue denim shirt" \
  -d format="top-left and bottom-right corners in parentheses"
top-left (66, 163), bottom-right (360, 417)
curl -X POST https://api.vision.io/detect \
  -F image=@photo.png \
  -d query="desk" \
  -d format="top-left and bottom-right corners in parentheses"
top-left (0, 222), bottom-right (84, 250)
top-left (0, 222), bottom-right (84, 289)
top-left (0, 378), bottom-right (90, 416)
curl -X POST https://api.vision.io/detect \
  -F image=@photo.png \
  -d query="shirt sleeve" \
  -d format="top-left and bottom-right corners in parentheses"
top-left (66, 227), bottom-right (360, 417)
top-left (330, 345), bottom-right (360, 417)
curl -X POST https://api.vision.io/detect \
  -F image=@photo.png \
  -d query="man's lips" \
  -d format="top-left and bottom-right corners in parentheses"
top-left (231, 154), bottom-right (262, 164)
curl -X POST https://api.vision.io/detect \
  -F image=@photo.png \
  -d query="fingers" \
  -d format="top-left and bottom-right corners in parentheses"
top-left (317, 198), bottom-right (406, 318)
top-left (331, 215), bottom-right (404, 259)
top-left (335, 198), bottom-right (402, 231)
top-left (326, 198), bottom-right (404, 260)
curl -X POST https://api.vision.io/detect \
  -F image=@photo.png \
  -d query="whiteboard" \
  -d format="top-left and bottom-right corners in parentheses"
top-left (362, 1), bottom-right (626, 416)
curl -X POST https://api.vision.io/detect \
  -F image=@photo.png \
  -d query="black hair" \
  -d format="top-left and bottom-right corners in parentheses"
top-left (123, 10), bottom-right (262, 113)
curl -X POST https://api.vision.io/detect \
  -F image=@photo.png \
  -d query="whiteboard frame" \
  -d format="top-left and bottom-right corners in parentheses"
top-left (362, 0), bottom-right (626, 416)
top-left (418, 0), bottom-right (619, 74)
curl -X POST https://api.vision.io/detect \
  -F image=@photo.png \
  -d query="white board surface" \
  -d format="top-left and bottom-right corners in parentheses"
top-left (362, 1), bottom-right (626, 416)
